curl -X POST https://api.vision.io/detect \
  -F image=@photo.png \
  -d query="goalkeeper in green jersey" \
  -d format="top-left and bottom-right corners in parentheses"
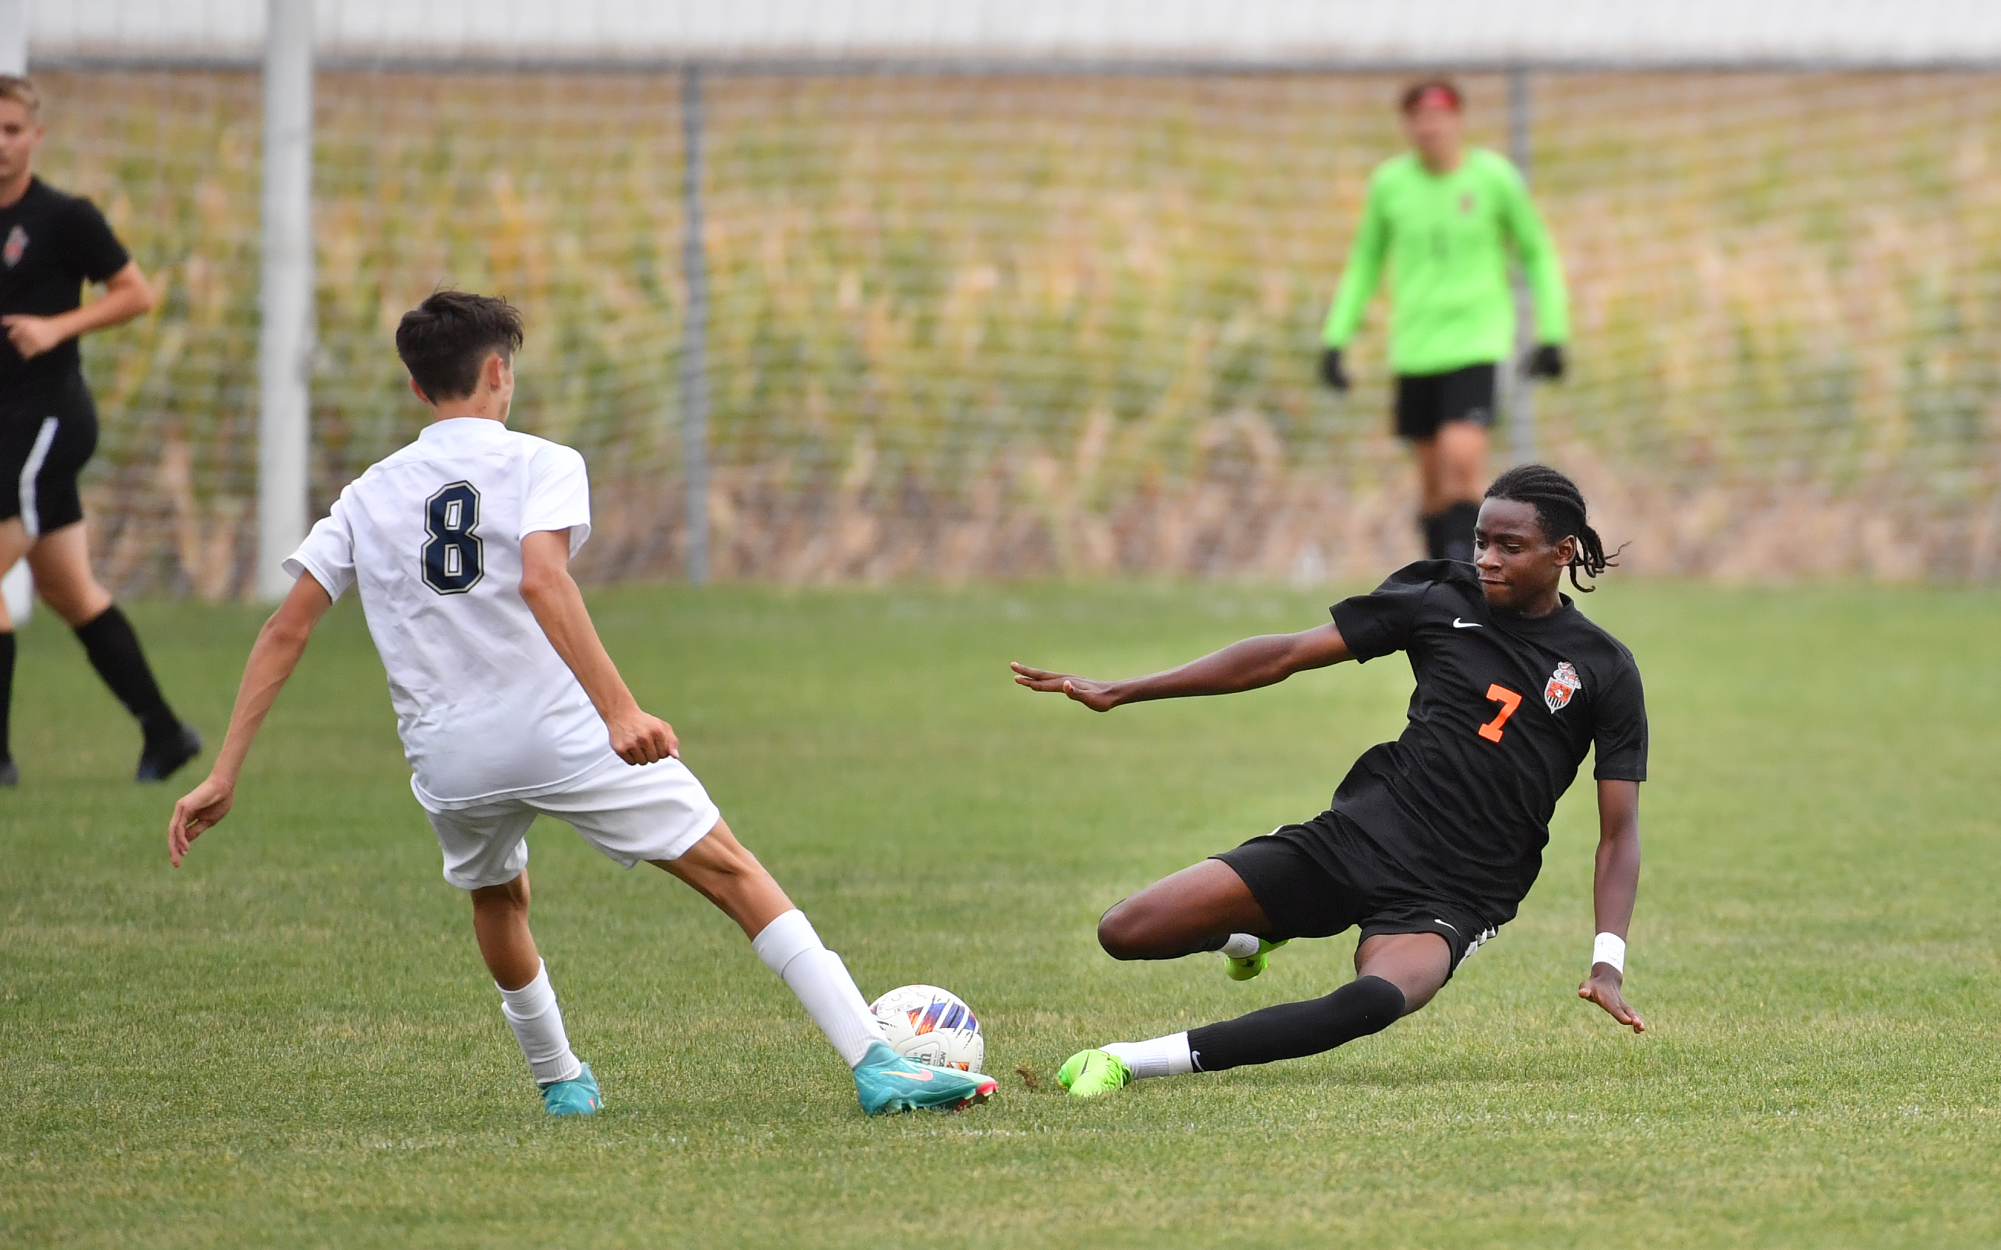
top-left (1320, 80), bottom-right (1571, 563)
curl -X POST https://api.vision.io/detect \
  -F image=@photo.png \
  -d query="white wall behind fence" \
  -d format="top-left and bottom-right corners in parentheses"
top-left (35, 0), bottom-right (2001, 65)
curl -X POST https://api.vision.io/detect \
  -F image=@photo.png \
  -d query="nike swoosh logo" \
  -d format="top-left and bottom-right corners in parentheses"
top-left (1434, 919), bottom-right (1460, 934)
top-left (888, 1067), bottom-right (935, 1081)
top-left (1452, 618), bottom-right (1481, 629)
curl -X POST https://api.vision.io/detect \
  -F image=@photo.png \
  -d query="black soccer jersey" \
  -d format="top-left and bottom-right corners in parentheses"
top-left (0, 178), bottom-right (131, 398)
top-left (1327, 560), bottom-right (1647, 924)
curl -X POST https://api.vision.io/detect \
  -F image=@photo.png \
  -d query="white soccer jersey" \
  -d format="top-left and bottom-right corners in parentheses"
top-left (284, 416), bottom-right (613, 809)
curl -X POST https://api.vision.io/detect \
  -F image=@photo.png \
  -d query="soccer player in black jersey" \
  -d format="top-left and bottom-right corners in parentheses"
top-left (1012, 464), bottom-right (1646, 1096)
top-left (0, 76), bottom-right (200, 785)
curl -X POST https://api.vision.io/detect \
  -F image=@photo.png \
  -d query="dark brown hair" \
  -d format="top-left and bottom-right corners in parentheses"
top-left (1485, 463), bottom-right (1618, 591)
top-left (1399, 79), bottom-right (1464, 116)
top-left (395, 290), bottom-right (524, 402)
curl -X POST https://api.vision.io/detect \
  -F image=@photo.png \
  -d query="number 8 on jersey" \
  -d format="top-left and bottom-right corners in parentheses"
top-left (423, 481), bottom-right (484, 594)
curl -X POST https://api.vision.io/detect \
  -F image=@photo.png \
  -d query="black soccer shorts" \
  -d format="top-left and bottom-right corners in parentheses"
top-left (1393, 362), bottom-right (1498, 441)
top-left (0, 375), bottom-right (99, 537)
top-left (1212, 814), bottom-right (1498, 979)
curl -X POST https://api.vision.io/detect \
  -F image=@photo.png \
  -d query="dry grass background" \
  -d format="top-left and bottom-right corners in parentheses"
top-left (38, 69), bottom-right (2001, 593)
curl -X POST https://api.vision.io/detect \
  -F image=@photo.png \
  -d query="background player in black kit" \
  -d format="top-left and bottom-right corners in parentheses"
top-left (0, 77), bottom-right (200, 785)
top-left (1012, 464), bottom-right (1647, 1097)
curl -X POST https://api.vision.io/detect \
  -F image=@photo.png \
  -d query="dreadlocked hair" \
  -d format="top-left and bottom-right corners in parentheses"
top-left (1484, 464), bottom-right (1619, 591)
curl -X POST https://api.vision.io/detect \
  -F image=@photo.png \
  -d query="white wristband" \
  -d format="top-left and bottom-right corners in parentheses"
top-left (1592, 932), bottom-right (1626, 974)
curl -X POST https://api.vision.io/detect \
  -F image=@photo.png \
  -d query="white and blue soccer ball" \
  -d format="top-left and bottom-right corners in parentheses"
top-left (869, 984), bottom-right (985, 1072)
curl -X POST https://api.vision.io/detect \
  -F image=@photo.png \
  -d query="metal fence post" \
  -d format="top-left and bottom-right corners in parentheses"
top-left (1506, 65), bottom-right (1536, 465)
top-left (680, 65), bottom-right (710, 585)
top-left (257, 0), bottom-right (314, 600)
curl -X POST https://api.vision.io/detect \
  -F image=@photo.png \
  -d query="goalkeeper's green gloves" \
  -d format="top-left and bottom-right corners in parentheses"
top-left (1319, 347), bottom-right (1351, 391)
top-left (1524, 343), bottom-right (1565, 380)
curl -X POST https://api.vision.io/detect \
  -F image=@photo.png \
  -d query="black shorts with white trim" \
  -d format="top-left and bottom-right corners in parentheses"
top-left (1212, 813), bottom-right (1498, 978)
top-left (0, 373), bottom-right (99, 537)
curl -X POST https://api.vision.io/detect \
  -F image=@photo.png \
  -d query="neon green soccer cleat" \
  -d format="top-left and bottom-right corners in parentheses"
top-left (1056, 1049), bottom-right (1132, 1099)
top-left (1225, 938), bottom-right (1289, 981)
top-left (853, 1041), bottom-right (999, 1115)
top-left (540, 1062), bottom-right (601, 1116)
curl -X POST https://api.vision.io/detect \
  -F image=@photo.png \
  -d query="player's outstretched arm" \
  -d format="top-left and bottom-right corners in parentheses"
top-left (1578, 778), bottom-right (1646, 1033)
top-left (518, 528), bottom-right (677, 766)
top-left (1011, 622), bottom-right (1352, 712)
top-left (168, 573), bottom-right (332, 866)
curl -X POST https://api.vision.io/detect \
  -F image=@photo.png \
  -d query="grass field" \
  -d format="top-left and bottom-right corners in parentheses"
top-left (3, 580), bottom-right (1998, 1247)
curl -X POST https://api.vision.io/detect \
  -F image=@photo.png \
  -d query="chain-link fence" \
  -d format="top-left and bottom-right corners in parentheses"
top-left (40, 65), bottom-right (2001, 593)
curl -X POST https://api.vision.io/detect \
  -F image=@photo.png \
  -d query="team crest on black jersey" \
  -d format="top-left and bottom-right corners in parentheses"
top-left (1544, 661), bottom-right (1581, 712)
top-left (2, 225), bottom-right (24, 267)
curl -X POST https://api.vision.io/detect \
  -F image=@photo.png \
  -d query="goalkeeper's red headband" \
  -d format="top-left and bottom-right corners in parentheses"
top-left (1401, 82), bottom-right (1463, 115)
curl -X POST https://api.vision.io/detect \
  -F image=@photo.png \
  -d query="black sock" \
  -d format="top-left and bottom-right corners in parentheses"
top-left (73, 605), bottom-right (180, 743)
top-left (0, 630), bottom-right (13, 761)
top-left (1419, 503), bottom-right (1483, 562)
top-left (1419, 510), bottom-right (1449, 560)
top-left (1440, 500), bottom-right (1480, 563)
top-left (1185, 975), bottom-right (1406, 1072)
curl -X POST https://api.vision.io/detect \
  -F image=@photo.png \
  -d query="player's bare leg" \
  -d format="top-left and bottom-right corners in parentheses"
top-left (1413, 419), bottom-right (1489, 515)
top-left (468, 869), bottom-right (598, 1113)
top-left (1353, 931), bottom-right (1451, 1012)
top-left (1412, 419), bottom-right (1489, 561)
top-left (648, 816), bottom-right (793, 938)
top-left (1095, 859), bottom-right (1275, 960)
top-left (0, 518), bottom-right (28, 784)
top-left (0, 517), bottom-right (30, 618)
top-left (469, 871), bottom-right (542, 991)
top-left (656, 817), bottom-right (997, 1114)
top-left (24, 520), bottom-right (111, 624)
top-left (1096, 857), bottom-right (1290, 979)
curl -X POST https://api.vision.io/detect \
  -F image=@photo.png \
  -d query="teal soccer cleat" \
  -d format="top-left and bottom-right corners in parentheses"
top-left (853, 1041), bottom-right (998, 1115)
top-left (540, 1062), bottom-right (601, 1116)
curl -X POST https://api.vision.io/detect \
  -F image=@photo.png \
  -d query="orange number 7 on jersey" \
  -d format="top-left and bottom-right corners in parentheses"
top-left (1478, 684), bottom-right (1523, 742)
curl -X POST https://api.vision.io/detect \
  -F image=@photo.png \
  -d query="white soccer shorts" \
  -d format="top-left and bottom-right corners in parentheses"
top-left (422, 756), bottom-right (722, 890)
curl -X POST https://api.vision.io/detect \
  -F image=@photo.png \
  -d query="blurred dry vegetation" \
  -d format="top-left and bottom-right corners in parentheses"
top-left (41, 68), bottom-right (2001, 594)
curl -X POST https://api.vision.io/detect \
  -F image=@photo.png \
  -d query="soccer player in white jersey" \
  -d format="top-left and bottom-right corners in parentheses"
top-left (166, 291), bottom-right (996, 1117)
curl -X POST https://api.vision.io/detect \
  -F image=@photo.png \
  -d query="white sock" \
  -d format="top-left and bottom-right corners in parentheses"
top-left (1220, 933), bottom-right (1261, 959)
top-left (751, 908), bottom-right (887, 1068)
top-left (497, 960), bottom-right (582, 1086)
top-left (1103, 1033), bottom-right (1194, 1080)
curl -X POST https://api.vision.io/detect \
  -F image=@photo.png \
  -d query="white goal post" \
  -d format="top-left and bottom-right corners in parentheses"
top-left (256, 0), bottom-right (313, 602)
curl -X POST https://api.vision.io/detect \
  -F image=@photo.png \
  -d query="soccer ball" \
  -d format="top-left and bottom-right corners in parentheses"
top-left (868, 984), bottom-right (985, 1072)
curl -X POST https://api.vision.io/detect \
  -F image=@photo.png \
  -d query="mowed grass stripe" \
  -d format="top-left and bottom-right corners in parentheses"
top-left (2, 582), bottom-right (1997, 1248)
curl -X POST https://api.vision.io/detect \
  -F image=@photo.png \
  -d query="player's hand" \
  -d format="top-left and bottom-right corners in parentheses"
top-left (607, 706), bottom-right (679, 765)
top-left (1319, 346), bottom-right (1351, 391)
top-left (1578, 965), bottom-right (1645, 1033)
top-left (1524, 343), bottom-right (1565, 380)
top-left (168, 775), bottom-right (235, 867)
top-left (2, 314), bottom-right (64, 360)
top-left (1010, 662), bottom-right (1121, 712)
